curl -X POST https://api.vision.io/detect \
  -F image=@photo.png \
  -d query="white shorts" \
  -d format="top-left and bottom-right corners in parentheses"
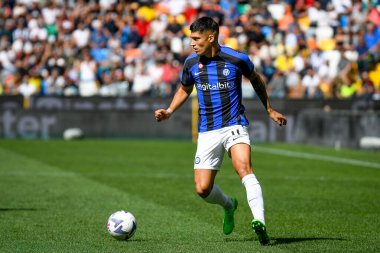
top-left (194, 125), bottom-right (251, 170)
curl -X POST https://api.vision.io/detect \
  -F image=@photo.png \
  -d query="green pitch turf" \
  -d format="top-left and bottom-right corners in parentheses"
top-left (0, 140), bottom-right (379, 253)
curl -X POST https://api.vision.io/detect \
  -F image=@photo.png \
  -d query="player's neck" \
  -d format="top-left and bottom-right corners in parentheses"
top-left (204, 44), bottom-right (220, 58)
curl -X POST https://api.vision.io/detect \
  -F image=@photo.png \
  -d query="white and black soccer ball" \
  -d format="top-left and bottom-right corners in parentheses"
top-left (107, 210), bottom-right (137, 240)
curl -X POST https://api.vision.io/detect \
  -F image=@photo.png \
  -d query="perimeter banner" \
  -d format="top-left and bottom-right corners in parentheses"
top-left (0, 96), bottom-right (379, 148)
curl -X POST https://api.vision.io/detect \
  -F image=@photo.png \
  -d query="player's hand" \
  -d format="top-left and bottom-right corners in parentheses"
top-left (154, 109), bottom-right (172, 122)
top-left (268, 108), bottom-right (287, 127)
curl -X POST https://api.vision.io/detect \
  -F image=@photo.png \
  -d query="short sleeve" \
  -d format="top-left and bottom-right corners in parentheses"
top-left (180, 64), bottom-right (194, 86)
top-left (239, 53), bottom-right (254, 78)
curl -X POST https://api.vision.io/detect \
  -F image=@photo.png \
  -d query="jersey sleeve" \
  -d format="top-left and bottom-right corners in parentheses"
top-left (180, 60), bottom-right (195, 86)
top-left (239, 53), bottom-right (255, 78)
top-left (220, 47), bottom-right (255, 78)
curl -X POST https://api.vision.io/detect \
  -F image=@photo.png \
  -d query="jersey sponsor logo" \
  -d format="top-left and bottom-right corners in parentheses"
top-left (196, 81), bottom-right (236, 91)
top-left (222, 68), bottom-right (230, 76)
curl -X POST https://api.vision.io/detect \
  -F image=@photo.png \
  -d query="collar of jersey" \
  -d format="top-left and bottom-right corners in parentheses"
top-left (199, 46), bottom-right (222, 63)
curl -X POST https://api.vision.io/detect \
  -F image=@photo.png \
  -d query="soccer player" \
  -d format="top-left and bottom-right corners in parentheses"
top-left (154, 17), bottom-right (287, 245)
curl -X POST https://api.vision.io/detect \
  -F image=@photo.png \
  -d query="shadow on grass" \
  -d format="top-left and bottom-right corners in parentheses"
top-left (225, 237), bottom-right (346, 245)
top-left (124, 239), bottom-right (151, 242)
top-left (271, 237), bottom-right (346, 245)
top-left (0, 208), bottom-right (40, 211)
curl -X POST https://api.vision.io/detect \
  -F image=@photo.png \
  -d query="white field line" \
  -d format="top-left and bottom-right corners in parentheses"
top-left (253, 146), bottom-right (380, 169)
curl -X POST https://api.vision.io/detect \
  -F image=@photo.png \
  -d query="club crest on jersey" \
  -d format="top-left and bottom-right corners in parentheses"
top-left (198, 63), bottom-right (203, 69)
top-left (222, 68), bottom-right (230, 76)
top-left (195, 156), bottom-right (201, 164)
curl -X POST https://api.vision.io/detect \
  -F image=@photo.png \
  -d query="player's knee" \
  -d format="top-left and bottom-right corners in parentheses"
top-left (195, 182), bottom-right (212, 198)
top-left (234, 164), bottom-right (253, 177)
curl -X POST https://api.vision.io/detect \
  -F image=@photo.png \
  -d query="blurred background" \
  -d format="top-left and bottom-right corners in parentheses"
top-left (0, 0), bottom-right (379, 149)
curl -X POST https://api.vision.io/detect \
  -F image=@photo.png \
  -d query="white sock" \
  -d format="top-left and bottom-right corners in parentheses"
top-left (242, 174), bottom-right (265, 223)
top-left (203, 184), bottom-right (232, 210)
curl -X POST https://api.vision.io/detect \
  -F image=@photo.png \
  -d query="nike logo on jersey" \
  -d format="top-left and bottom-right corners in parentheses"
top-left (194, 71), bottom-right (203, 76)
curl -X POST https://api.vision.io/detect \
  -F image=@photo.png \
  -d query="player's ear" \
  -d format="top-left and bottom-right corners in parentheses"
top-left (208, 33), bottom-right (215, 43)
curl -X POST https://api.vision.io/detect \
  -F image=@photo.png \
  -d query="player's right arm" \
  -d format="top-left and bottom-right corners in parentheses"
top-left (155, 84), bottom-right (193, 122)
top-left (249, 69), bottom-right (287, 127)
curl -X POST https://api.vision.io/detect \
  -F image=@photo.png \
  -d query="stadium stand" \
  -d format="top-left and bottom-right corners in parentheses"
top-left (0, 0), bottom-right (379, 100)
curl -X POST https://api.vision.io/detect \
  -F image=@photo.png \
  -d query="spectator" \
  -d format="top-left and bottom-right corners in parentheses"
top-left (18, 75), bottom-right (36, 98)
top-left (364, 23), bottom-right (380, 52)
top-left (43, 68), bottom-right (64, 96)
top-left (286, 68), bottom-right (304, 99)
top-left (355, 32), bottom-right (369, 57)
top-left (274, 51), bottom-right (294, 73)
top-left (62, 66), bottom-right (79, 97)
top-left (71, 22), bottom-right (91, 49)
top-left (302, 67), bottom-right (321, 98)
top-left (278, 4), bottom-right (294, 31)
top-left (268, 70), bottom-right (287, 99)
top-left (161, 59), bottom-right (181, 96)
top-left (267, 0), bottom-right (286, 23)
top-left (147, 59), bottom-right (164, 96)
top-left (261, 57), bottom-right (276, 83)
top-left (124, 60), bottom-right (137, 93)
top-left (131, 63), bottom-right (153, 97)
top-left (358, 71), bottom-right (375, 99)
top-left (338, 82), bottom-right (357, 99)
top-left (149, 15), bottom-right (168, 41)
top-left (78, 50), bottom-right (97, 97)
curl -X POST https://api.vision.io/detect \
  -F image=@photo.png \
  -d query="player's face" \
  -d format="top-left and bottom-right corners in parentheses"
top-left (190, 31), bottom-right (215, 57)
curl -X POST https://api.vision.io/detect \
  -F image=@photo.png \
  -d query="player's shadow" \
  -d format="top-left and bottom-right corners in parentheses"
top-left (0, 208), bottom-right (40, 211)
top-left (125, 239), bottom-right (150, 242)
top-left (271, 237), bottom-right (346, 245)
top-left (225, 237), bottom-right (346, 245)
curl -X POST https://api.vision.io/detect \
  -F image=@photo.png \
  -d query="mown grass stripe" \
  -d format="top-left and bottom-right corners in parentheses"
top-left (254, 146), bottom-right (380, 169)
top-left (0, 146), bottom-right (234, 253)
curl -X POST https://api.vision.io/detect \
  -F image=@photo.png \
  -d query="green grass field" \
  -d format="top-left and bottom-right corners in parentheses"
top-left (0, 140), bottom-right (379, 253)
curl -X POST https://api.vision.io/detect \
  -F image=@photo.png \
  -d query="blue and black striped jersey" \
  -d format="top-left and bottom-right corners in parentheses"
top-left (180, 46), bottom-right (254, 133)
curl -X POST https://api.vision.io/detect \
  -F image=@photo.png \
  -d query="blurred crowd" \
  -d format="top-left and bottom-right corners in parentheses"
top-left (0, 0), bottom-right (379, 100)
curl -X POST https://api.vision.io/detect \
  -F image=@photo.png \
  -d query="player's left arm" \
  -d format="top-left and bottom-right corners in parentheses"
top-left (249, 69), bottom-right (287, 127)
top-left (154, 84), bottom-right (193, 122)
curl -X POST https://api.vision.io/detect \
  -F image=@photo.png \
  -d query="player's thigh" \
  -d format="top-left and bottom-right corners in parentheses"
top-left (194, 130), bottom-right (225, 170)
top-left (229, 143), bottom-right (253, 178)
top-left (224, 125), bottom-right (251, 153)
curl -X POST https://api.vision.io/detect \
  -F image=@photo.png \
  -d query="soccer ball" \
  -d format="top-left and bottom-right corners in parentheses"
top-left (107, 210), bottom-right (137, 240)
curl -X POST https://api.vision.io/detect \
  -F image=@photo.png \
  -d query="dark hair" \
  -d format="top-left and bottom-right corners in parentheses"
top-left (190, 17), bottom-right (219, 35)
